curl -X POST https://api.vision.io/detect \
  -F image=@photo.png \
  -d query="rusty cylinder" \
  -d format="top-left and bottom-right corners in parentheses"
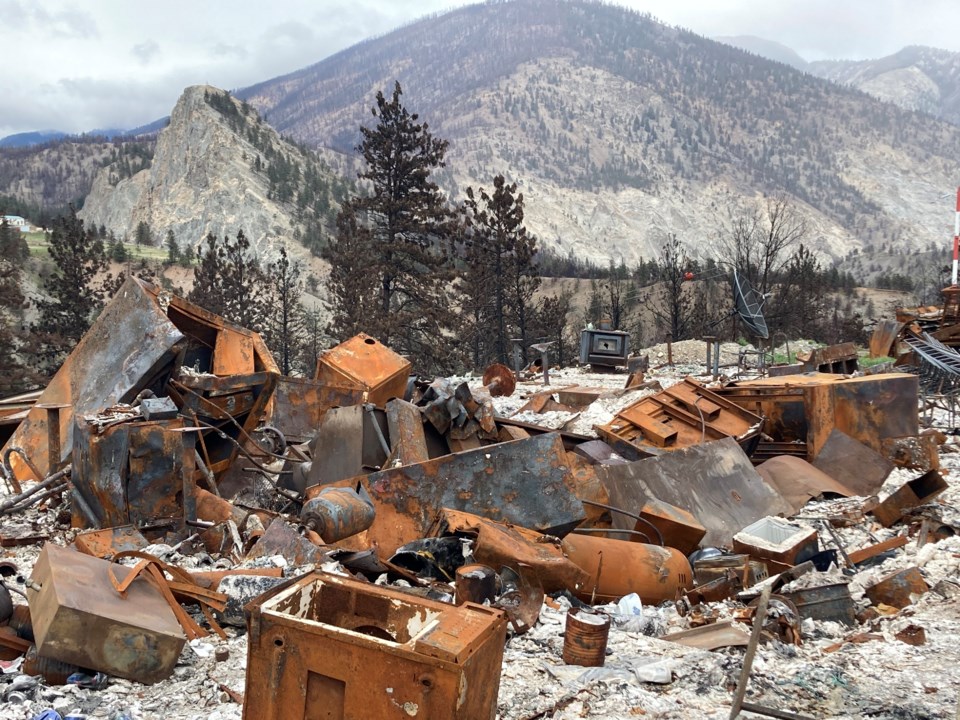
top-left (562, 534), bottom-right (693, 604)
top-left (562, 608), bottom-right (610, 667)
top-left (455, 564), bottom-right (499, 605)
top-left (300, 486), bottom-right (375, 543)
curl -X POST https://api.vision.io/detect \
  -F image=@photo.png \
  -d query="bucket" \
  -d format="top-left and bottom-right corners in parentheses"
top-left (562, 608), bottom-right (610, 666)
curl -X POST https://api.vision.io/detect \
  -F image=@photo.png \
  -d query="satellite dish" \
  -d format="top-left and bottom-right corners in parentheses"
top-left (732, 269), bottom-right (769, 339)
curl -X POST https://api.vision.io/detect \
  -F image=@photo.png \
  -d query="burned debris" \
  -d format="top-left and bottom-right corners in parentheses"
top-left (2, 279), bottom-right (960, 720)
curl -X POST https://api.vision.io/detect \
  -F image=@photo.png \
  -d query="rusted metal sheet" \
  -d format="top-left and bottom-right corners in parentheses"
top-left (311, 433), bottom-right (585, 557)
top-left (564, 453), bottom-right (611, 526)
top-left (243, 571), bottom-right (507, 720)
top-left (881, 434), bottom-right (941, 472)
top-left (212, 328), bottom-right (255, 376)
top-left (804, 374), bottom-right (919, 458)
top-left (756, 455), bottom-right (857, 514)
top-left (870, 469), bottom-right (948, 527)
top-left (797, 342), bottom-right (859, 374)
top-left (386, 399), bottom-right (430, 466)
top-left (597, 438), bottom-right (792, 548)
top-left (306, 405), bottom-right (365, 489)
top-left (269, 376), bottom-right (364, 445)
top-left (314, 333), bottom-right (411, 407)
top-left (612, 497), bottom-right (706, 555)
top-left (810, 429), bottom-right (893, 497)
top-left (74, 526), bottom-right (150, 559)
top-left (27, 543), bottom-right (186, 684)
top-left (870, 320), bottom-right (905, 358)
top-left (438, 509), bottom-right (591, 594)
top-left (598, 378), bottom-right (763, 457)
top-left (3, 278), bottom-right (186, 481)
top-left (245, 518), bottom-right (324, 566)
top-left (71, 417), bottom-right (195, 533)
top-left (847, 535), bottom-right (909, 565)
top-left (561, 534), bottom-right (692, 604)
top-left (864, 567), bottom-right (929, 609)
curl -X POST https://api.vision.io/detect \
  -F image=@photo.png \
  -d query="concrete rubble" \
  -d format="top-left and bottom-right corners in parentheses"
top-left (1, 283), bottom-right (960, 718)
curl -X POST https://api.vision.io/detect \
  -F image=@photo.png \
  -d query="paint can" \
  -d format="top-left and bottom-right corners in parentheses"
top-left (562, 607), bottom-right (610, 666)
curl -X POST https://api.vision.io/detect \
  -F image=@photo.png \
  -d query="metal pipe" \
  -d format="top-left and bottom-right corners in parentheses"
top-left (0, 465), bottom-right (72, 516)
top-left (579, 499), bottom-right (665, 546)
top-left (571, 527), bottom-right (651, 543)
top-left (364, 403), bottom-right (391, 457)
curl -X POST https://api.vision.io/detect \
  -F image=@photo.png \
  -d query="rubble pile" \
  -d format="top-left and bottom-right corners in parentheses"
top-left (1, 279), bottom-right (959, 719)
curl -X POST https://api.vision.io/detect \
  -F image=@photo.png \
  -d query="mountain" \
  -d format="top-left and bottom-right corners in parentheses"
top-left (714, 35), bottom-right (808, 71)
top-left (235, 0), bottom-right (960, 265)
top-left (0, 131), bottom-right (68, 149)
top-left (809, 46), bottom-right (960, 126)
top-left (0, 136), bottom-right (155, 213)
top-left (78, 85), bottom-right (349, 256)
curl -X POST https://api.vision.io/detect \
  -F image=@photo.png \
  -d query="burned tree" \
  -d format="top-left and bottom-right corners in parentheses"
top-left (262, 245), bottom-right (306, 376)
top-left (326, 81), bottom-right (456, 373)
top-left (188, 230), bottom-right (269, 332)
top-left (647, 234), bottom-right (699, 342)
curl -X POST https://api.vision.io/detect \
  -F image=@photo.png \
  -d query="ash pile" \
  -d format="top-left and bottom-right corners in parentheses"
top-left (0, 278), bottom-right (958, 720)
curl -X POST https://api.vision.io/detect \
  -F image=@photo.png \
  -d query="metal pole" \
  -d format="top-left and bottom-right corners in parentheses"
top-left (953, 187), bottom-right (960, 286)
top-left (713, 339), bottom-right (721, 379)
top-left (704, 336), bottom-right (714, 373)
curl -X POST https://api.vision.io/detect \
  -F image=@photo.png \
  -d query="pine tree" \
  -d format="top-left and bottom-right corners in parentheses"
top-left (262, 246), bottom-right (306, 376)
top-left (458, 175), bottom-right (539, 367)
top-left (165, 229), bottom-right (180, 265)
top-left (325, 81), bottom-right (456, 373)
top-left (31, 208), bottom-right (113, 374)
top-left (188, 230), bottom-right (268, 331)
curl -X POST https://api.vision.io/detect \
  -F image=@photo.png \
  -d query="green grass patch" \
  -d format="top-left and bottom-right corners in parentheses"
top-left (859, 354), bottom-right (894, 368)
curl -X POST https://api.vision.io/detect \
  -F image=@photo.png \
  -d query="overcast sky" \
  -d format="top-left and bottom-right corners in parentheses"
top-left (3, 0), bottom-right (960, 139)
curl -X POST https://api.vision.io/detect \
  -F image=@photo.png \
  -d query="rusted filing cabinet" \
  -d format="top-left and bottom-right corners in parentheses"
top-left (243, 571), bottom-right (507, 720)
top-left (314, 333), bottom-right (411, 407)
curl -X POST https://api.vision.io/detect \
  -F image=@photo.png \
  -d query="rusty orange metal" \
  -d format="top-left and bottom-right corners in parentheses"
top-left (863, 567), bottom-right (929, 609)
top-left (439, 509), bottom-right (591, 594)
top-left (314, 333), bottom-right (411, 407)
top-left (870, 469), bottom-right (948, 527)
top-left (598, 378), bottom-right (763, 458)
top-left (385, 398), bottom-right (430, 466)
top-left (243, 571), bottom-right (507, 720)
top-left (213, 328), bottom-right (255, 376)
top-left (2, 277), bottom-right (279, 483)
top-left (74, 525), bottom-right (150, 559)
top-left (71, 417), bottom-right (196, 533)
top-left (561, 533), bottom-right (692, 604)
top-left (268, 375), bottom-right (364, 445)
top-left (870, 320), bottom-right (905, 358)
top-left (307, 433), bottom-right (585, 557)
top-left (27, 543), bottom-right (186, 684)
top-left (564, 453), bottom-right (611, 526)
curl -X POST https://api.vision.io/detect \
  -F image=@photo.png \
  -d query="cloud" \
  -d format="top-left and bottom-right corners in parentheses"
top-left (24, 3), bottom-right (99, 39)
top-left (131, 39), bottom-right (160, 65)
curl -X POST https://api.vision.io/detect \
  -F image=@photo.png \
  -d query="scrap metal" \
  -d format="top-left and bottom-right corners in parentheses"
top-left (314, 332), bottom-right (412, 407)
top-left (243, 571), bottom-right (507, 720)
top-left (596, 437), bottom-right (792, 548)
top-left (313, 432), bottom-right (586, 556)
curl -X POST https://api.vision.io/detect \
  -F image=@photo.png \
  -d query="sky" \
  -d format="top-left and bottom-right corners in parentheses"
top-left (3, 0), bottom-right (960, 139)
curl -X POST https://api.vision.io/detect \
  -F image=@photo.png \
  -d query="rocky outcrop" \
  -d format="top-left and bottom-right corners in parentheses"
top-left (79, 86), bottom-right (324, 257)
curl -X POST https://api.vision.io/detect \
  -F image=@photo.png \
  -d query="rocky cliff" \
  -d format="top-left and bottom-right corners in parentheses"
top-left (79, 86), bottom-right (344, 257)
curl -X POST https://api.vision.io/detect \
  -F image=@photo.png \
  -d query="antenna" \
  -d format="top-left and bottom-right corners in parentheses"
top-left (732, 269), bottom-right (769, 339)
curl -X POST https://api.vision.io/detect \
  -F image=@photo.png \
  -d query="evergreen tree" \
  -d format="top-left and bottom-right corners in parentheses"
top-left (31, 208), bottom-right (113, 374)
top-left (262, 246), bottom-right (306, 376)
top-left (135, 220), bottom-right (152, 248)
top-left (188, 230), bottom-right (268, 330)
top-left (0, 254), bottom-right (33, 394)
top-left (458, 175), bottom-right (539, 367)
top-left (325, 81), bottom-right (456, 373)
top-left (165, 229), bottom-right (180, 265)
top-left (0, 220), bottom-right (29, 263)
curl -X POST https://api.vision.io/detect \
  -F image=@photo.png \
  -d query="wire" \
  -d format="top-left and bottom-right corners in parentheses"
top-left (579, 499), bottom-right (665, 546)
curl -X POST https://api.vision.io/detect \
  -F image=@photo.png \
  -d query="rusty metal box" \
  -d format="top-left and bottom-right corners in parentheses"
top-left (27, 543), bottom-right (186, 684)
top-left (315, 333), bottom-right (411, 407)
top-left (243, 571), bottom-right (507, 720)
